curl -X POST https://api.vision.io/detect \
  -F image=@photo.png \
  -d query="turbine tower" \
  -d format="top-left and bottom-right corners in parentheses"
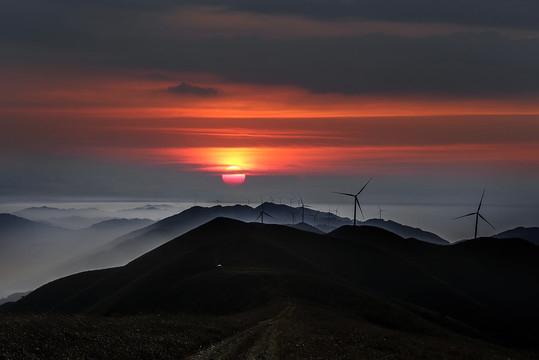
top-left (452, 189), bottom-right (495, 239)
top-left (288, 208), bottom-right (296, 225)
top-left (334, 178), bottom-right (372, 226)
top-left (312, 211), bottom-right (321, 226)
top-left (296, 195), bottom-right (310, 223)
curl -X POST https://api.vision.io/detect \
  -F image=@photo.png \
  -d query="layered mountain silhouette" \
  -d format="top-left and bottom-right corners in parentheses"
top-left (0, 214), bottom-right (153, 298)
top-left (0, 291), bottom-right (30, 305)
top-left (14, 206), bottom-right (103, 219)
top-left (13, 206), bottom-right (110, 229)
top-left (0, 213), bottom-right (71, 240)
top-left (64, 203), bottom-right (447, 274)
top-left (8, 218), bottom-right (539, 352)
top-left (494, 226), bottom-right (539, 246)
top-left (361, 218), bottom-right (448, 245)
top-left (0, 213), bottom-right (73, 264)
top-left (82, 218), bottom-right (154, 238)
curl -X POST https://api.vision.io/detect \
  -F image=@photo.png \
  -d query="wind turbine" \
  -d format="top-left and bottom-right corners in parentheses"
top-left (327, 206), bottom-right (340, 226)
top-left (452, 189), bottom-right (495, 239)
top-left (288, 207), bottom-right (297, 224)
top-left (334, 178), bottom-right (372, 226)
top-left (311, 211), bottom-right (321, 226)
top-left (296, 195), bottom-right (310, 223)
top-left (327, 204), bottom-right (332, 226)
top-left (378, 207), bottom-right (387, 220)
top-left (256, 202), bottom-right (276, 224)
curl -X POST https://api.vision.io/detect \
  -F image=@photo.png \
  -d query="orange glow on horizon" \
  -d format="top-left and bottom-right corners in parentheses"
top-left (2, 66), bottom-right (539, 179)
top-left (126, 144), bottom-right (539, 177)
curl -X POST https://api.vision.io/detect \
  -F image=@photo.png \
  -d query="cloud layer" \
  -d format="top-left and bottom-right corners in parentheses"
top-left (167, 83), bottom-right (219, 96)
top-left (4, 1), bottom-right (539, 30)
top-left (2, 2), bottom-right (539, 97)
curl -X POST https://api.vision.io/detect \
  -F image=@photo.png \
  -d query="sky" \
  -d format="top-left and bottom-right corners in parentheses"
top-left (1, 1), bottom-right (539, 240)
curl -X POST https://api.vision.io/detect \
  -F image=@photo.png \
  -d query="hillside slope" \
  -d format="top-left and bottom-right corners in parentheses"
top-left (9, 218), bottom-right (539, 352)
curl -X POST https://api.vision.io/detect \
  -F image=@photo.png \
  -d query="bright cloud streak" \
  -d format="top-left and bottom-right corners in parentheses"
top-left (2, 66), bottom-right (539, 120)
top-left (98, 144), bottom-right (539, 177)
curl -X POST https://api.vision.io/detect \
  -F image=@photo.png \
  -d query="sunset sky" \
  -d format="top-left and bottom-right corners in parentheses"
top-left (1, 1), bottom-right (538, 239)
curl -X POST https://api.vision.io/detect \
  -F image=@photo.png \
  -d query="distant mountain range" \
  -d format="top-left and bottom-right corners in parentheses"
top-left (13, 206), bottom-right (108, 228)
top-left (6, 218), bottom-right (539, 353)
top-left (62, 203), bottom-right (448, 273)
top-left (2, 204), bottom-right (536, 301)
top-left (361, 218), bottom-right (448, 245)
top-left (0, 213), bottom-right (73, 253)
top-left (493, 227), bottom-right (539, 246)
top-left (12, 205), bottom-right (168, 229)
top-left (0, 214), bottom-right (153, 299)
top-left (14, 206), bottom-right (103, 218)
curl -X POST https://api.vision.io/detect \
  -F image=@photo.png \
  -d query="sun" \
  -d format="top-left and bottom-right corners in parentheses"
top-left (222, 165), bottom-right (246, 186)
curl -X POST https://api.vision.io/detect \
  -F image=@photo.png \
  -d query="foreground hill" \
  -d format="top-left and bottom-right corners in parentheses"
top-left (5, 218), bottom-right (539, 359)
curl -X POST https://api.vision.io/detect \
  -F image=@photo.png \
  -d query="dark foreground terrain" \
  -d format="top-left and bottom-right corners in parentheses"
top-left (2, 218), bottom-right (539, 359)
top-left (2, 302), bottom-right (537, 359)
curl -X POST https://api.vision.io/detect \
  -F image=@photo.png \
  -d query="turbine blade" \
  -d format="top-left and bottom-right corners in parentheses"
top-left (356, 198), bottom-right (365, 220)
top-left (356, 178), bottom-right (372, 196)
top-left (477, 189), bottom-right (485, 211)
top-left (333, 191), bottom-right (355, 197)
top-left (452, 212), bottom-right (476, 220)
top-left (266, 213), bottom-right (277, 220)
top-left (298, 194), bottom-right (304, 206)
top-left (479, 213), bottom-right (495, 229)
top-left (255, 213), bottom-right (262, 221)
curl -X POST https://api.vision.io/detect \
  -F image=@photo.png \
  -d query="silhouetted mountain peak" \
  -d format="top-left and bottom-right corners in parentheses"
top-left (0, 213), bottom-right (65, 232)
top-left (362, 218), bottom-right (448, 245)
top-left (0, 213), bottom-right (36, 227)
top-left (195, 216), bottom-right (246, 230)
top-left (493, 226), bottom-right (539, 246)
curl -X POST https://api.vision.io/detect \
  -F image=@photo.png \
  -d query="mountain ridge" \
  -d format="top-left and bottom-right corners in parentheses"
top-left (7, 217), bottom-right (539, 352)
top-left (66, 203), bottom-right (447, 273)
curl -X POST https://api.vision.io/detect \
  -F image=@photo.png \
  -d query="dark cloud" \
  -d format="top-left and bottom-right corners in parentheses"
top-left (192, 0), bottom-right (539, 30)
top-left (2, 0), bottom-right (539, 43)
top-left (53, 0), bottom-right (539, 30)
top-left (2, 1), bottom-right (539, 97)
top-left (129, 33), bottom-right (539, 97)
top-left (166, 82), bottom-right (219, 96)
top-left (146, 74), bottom-right (176, 81)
